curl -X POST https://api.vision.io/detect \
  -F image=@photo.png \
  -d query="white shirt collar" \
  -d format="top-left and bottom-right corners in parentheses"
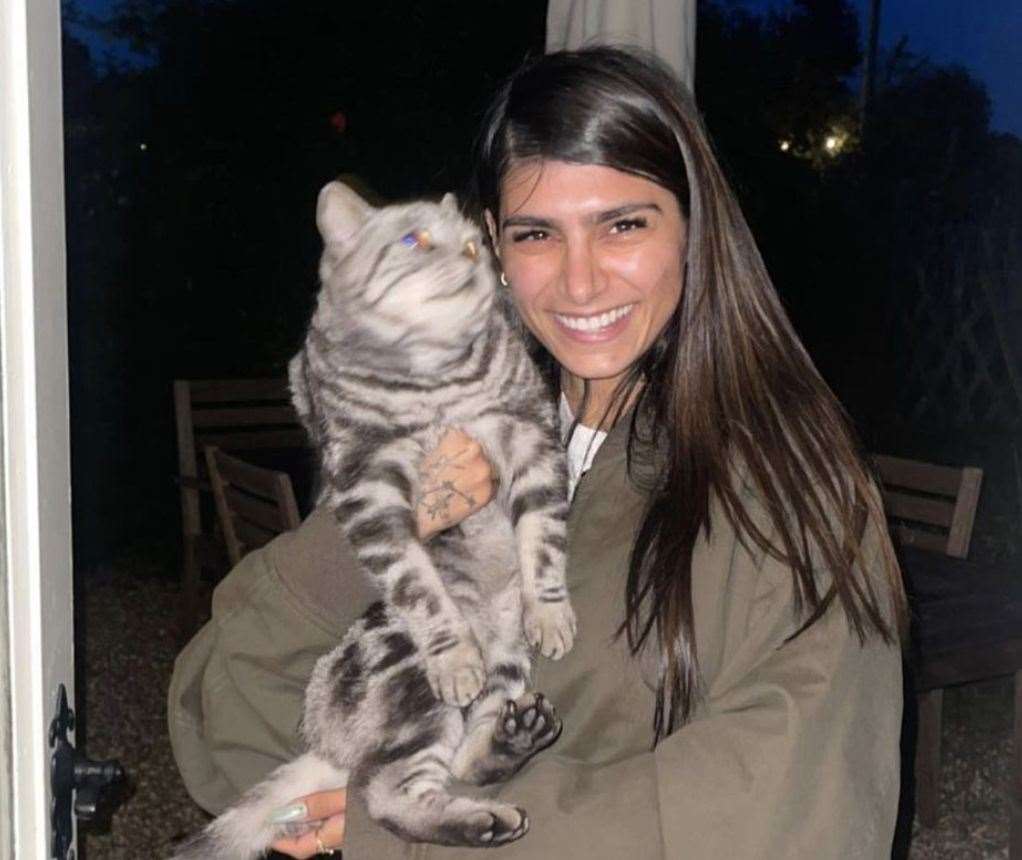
top-left (559, 393), bottom-right (608, 499)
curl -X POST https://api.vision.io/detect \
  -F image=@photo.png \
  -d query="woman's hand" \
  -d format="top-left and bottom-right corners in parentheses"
top-left (269, 789), bottom-right (347, 858)
top-left (416, 429), bottom-right (497, 540)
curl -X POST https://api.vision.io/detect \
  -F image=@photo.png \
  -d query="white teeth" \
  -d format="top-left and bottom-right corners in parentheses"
top-left (554, 304), bottom-right (635, 332)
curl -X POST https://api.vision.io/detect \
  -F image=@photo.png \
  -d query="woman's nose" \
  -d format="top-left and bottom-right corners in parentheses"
top-left (561, 241), bottom-right (603, 305)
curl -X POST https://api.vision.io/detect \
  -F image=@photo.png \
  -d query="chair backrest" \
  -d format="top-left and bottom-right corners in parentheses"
top-left (205, 446), bottom-right (302, 565)
top-left (872, 454), bottom-right (983, 559)
top-left (173, 377), bottom-right (306, 543)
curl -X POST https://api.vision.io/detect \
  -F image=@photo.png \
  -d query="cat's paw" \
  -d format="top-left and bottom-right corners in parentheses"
top-left (494, 692), bottom-right (562, 756)
top-left (436, 799), bottom-right (529, 847)
top-left (522, 599), bottom-right (576, 660)
top-left (425, 639), bottom-right (486, 706)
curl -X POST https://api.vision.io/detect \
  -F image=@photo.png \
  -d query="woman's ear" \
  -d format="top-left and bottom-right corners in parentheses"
top-left (483, 209), bottom-right (500, 258)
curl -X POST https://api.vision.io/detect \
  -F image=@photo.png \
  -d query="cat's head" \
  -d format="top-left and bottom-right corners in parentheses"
top-left (313, 181), bottom-right (495, 360)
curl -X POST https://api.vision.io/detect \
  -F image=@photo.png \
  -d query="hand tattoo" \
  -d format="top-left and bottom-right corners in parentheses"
top-left (418, 454), bottom-right (476, 522)
top-left (421, 480), bottom-right (477, 521)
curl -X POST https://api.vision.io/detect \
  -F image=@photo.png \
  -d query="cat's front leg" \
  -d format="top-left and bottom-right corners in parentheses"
top-left (331, 441), bottom-right (486, 706)
top-left (504, 424), bottom-right (576, 660)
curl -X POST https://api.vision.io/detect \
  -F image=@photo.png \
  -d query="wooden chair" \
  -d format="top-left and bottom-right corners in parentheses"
top-left (874, 454), bottom-right (1022, 856)
top-left (173, 378), bottom-right (308, 632)
top-left (205, 447), bottom-right (301, 566)
top-left (874, 454), bottom-right (982, 560)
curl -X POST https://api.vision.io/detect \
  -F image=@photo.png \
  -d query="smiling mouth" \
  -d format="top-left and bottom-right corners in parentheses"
top-left (552, 303), bottom-right (636, 332)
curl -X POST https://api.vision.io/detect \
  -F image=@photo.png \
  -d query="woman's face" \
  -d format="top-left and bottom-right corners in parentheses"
top-left (492, 160), bottom-right (687, 408)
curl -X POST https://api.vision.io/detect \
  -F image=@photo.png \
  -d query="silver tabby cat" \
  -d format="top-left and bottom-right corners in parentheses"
top-left (171, 182), bottom-right (575, 859)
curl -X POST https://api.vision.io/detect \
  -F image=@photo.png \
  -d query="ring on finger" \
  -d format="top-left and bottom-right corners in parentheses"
top-left (314, 828), bottom-right (339, 856)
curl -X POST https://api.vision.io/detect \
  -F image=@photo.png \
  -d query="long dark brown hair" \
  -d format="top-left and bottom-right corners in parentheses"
top-left (469, 46), bottom-right (907, 743)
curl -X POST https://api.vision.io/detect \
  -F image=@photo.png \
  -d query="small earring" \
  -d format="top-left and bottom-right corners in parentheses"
top-left (500, 271), bottom-right (509, 287)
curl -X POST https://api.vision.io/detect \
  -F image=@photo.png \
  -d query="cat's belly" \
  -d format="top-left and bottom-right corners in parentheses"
top-left (430, 504), bottom-right (518, 598)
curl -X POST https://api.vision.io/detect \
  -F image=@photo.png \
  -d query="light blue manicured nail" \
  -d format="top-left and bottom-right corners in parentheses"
top-left (267, 802), bottom-right (308, 824)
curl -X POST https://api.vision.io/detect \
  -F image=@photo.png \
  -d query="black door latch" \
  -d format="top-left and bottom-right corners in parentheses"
top-left (49, 683), bottom-right (126, 860)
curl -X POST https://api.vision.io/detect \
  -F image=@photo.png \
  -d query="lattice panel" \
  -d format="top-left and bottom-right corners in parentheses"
top-left (888, 226), bottom-right (1022, 432)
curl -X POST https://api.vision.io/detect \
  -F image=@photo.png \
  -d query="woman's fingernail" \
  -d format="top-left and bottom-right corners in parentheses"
top-left (267, 802), bottom-right (308, 824)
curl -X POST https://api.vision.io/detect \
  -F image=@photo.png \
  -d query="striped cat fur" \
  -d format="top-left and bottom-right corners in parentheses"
top-left (170, 182), bottom-right (574, 858)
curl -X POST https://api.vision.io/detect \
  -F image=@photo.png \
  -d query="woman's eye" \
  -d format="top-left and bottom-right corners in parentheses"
top-left (510, 229), bottom-right (548, 243)
top-left (610, 217), bottom-right (648, 234)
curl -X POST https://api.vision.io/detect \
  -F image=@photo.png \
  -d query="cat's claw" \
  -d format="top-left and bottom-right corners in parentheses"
top-left (425, 640), bottom-right (486, 706)
top-left (523, 600), bottom-right (576, 660)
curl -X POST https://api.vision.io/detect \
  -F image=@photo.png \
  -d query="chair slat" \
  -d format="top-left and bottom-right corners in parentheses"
top-left (872, 454), bottom-right (962, 497)
top-left (215, 452), bottom-right (283, 497)
top-left (275, 473), bottom-right (302, 532)
top-left (881, 489), bottom-right (956, 529)
top-left (189, 378), bottom-right (291, 403)
top-left (191, 406), bottom-right (298, 428)
top-left (224, 486), bottom-right (290, 532)
top-left (946, 467), bottom-right (983, 559)
top-left (891, 525), bottom-right (948, 555)
top-left (234, 517), bottom-right (276, 552)
top-left (195, 429), bottom-right (308, 451)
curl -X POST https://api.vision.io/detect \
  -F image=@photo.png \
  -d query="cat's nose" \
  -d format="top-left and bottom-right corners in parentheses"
top-left (462, 240), bottom-right (479, 261)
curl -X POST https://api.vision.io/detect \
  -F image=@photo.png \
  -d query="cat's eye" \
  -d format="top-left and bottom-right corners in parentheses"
top-left (400, 229), bottom-right (432, 250)
top-left (462, 240), bottom-right (478, 261)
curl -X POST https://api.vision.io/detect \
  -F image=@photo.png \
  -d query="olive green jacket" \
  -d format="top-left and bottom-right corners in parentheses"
top-left (169, 418), bottom-right (903, 859)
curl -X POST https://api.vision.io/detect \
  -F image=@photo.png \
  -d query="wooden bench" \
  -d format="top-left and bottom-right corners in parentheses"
top-left (174, 378), bottom-right (309, 635)
top-left (874, 454), bottom-right (1022, 856)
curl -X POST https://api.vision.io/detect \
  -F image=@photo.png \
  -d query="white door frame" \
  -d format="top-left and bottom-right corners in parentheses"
top-left (0, 1), bottom-right (75, 857)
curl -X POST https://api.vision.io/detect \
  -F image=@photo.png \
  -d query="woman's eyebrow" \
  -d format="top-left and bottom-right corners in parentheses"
top-left (502, 214), bottom-right (555, 231)
top-left (502, 202), bottom-right (662, 231)
top-left (502, 200), bottom-right (662, 230)
top-left (594, 202), bottom-right (662, 223)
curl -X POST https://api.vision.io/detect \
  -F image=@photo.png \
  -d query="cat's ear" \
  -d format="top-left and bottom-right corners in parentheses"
top-left (317, 181), bottom-right (374, 246)
top-left (440, 192), bottom-right (459, 214)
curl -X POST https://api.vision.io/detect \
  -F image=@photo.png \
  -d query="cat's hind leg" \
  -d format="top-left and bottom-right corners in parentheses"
top-left (451, 582), bottom-right (561, 785)
top-left (452, 690), bottom-right (562, 786)
top-left (359, 708), bottom-right (529, 847)
top-left (449, 626), bottom-right (561, 785)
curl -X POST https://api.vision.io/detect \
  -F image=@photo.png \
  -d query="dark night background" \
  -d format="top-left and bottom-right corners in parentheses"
top-left (60, 0), bottom-right (1022, 570)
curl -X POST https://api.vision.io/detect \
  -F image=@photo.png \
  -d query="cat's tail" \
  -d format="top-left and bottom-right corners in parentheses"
top-left (170, 753), bottom-right (349, 860)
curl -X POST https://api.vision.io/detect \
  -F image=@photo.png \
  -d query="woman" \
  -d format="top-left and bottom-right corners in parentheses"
top-left (169, 47), bottom-right (907, 859)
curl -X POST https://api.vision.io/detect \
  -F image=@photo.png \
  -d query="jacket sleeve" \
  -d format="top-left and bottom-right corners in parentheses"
top-left (653, 565), bottom-right (903, 858)
top-left (342, 527), bottom-right (904, 860)
top-left (168, 507), bottom-right (378, 814)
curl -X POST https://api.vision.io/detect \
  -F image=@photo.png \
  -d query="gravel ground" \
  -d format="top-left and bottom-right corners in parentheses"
top-left (78, 557), bottom-right (1015, 859)
top-left (78, 561), bottom-right (211, 860)
top-left (905, 676), bottom-right (1015, 859)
